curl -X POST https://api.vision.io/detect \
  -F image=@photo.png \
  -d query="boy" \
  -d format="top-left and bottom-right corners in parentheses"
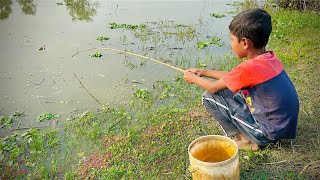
top-left (184, 8), bottom-right (299, 151)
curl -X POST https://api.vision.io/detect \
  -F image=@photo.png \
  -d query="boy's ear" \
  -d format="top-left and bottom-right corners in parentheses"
top-left (242, 38), bottom-right (250, 49)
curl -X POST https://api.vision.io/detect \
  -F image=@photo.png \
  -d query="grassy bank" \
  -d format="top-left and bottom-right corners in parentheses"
top-left (1, 5), bottom-right (320, 180)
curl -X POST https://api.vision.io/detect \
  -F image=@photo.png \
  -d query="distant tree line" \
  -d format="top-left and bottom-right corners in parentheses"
top-left (274, 0), bottom-right (320, 11)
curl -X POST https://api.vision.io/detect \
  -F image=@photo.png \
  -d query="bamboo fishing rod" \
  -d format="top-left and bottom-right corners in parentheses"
top-left (72, 47), bottom-right (185, 73)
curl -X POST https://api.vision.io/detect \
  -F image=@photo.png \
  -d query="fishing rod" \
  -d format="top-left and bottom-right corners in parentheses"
top-left (72, 47), bottom-right (185, 73)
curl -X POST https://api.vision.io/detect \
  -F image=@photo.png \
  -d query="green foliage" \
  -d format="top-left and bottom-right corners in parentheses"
top-left (197, 41), bottom-right (212, 49)
top-left (0, 111), bottom-right (24, 128)
top-left (210, 13), bottom-right (226, 18)
top-left (95, 166), bottom-right (126, 179)
top-left (96, 36), bottom-right (110, 41)
top-left (109, 23), bottom-right (147, 30)
top-left (0, 132), bottom-right (23, 169)
top-left (13, 111), bottom-right (24, 117)
top-left (36, 113), bottom-right (58, 122)
top-left (22, 129), bottom-right (45, 151)
top-left (134, 89), bottom-right (150, 99)
top-left (89, 52), bottom-right (103, 57)
top-left (275, 0), bottom-right (320, 11)
top-left (197, 36), bottom-right (224, 49)
top-left (0, 115), bottom-right (14, 128)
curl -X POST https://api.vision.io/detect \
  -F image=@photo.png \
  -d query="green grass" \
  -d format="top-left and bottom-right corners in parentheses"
top-left (1, 4), bottom-right (320, 180)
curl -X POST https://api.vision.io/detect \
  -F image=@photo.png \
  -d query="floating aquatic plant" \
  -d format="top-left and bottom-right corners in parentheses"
top-left (37, 113), bottom-right (59, 122)
top-left (109, 23), bottom-right (147, 30)
top-left (134, 89), bottom-right (150, 99)
top-left (0, 115), bottom-right (14, 128)
top-left (89, 52), bottom-right (103, 57)
top-left (197, 41), bottom-right (213, 49)
top-left (197, 36), bottom-right (224, 49)
top-left (96, 36), bottom-right (110, 41)
top-left (210, 13), bottom-right (226, 18)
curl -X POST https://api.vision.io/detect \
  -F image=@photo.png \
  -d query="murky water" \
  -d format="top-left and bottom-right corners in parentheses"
top-left (0, 0), bottom-right (238, 129)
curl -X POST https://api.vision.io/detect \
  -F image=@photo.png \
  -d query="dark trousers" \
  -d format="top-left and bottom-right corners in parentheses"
top-left (202, 90), bottom-right (273, 146)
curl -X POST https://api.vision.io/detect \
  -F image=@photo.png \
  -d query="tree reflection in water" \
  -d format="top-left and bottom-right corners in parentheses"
top-left (0, 0), bottom-right (13, 20)
top-left (65, 0), bottom-right (98, 21)
top-left (0, 0), bottom-right (98, 21)
top-left (17, 0), bottom-right (36, 15)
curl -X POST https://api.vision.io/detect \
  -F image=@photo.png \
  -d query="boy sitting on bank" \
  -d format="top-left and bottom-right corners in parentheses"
top-left (184, 8), bottom-right (299, 151)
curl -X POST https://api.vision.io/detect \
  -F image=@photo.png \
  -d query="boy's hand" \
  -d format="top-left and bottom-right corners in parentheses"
top-left (187, 68), bottom-right (203, 76)
top-left (184, 70), bottom-right (199, 84)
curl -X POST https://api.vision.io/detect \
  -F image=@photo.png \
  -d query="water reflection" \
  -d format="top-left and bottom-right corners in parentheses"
top-left (0, 0), bottom-right (12, 20)
top-left (0, 0), bottom-right (98, 21)
top-left (17, 0), bottom-right (36, 15)
top-left (65, 0), bottom-right (98, 21)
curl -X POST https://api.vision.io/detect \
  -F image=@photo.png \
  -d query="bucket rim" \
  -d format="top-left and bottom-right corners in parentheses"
top-left (188, 135), bottom-right (239, 167)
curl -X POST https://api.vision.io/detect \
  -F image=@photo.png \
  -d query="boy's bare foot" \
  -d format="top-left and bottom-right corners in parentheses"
top-left (233, 133), bottom-right (260, 151)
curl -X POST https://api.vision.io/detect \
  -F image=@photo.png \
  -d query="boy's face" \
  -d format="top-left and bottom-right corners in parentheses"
top-left (230, 33), bottom-right (246, 59)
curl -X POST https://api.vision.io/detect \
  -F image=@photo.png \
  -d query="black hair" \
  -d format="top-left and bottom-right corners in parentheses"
top-left (229, 8), bottom-right (272, 49)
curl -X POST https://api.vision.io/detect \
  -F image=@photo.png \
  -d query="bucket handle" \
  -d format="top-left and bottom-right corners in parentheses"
top-left (188, 166), bottom-right (199, 173)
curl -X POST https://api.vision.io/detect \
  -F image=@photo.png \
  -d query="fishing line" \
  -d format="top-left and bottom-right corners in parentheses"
top-left (72, 47), bottom-right (185, 73)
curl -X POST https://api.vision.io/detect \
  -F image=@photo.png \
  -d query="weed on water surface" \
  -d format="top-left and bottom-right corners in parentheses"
top-left (197, 36), bottom-right (224, 49)
top-left (109, 23), bottom-right (147, 30)
top-left (0, 111), bottom-right (24, 128)
top-left (89, 52), bottom-right (102, 57)
top-left (96, 36), bottom-right (110, 41)
top-left (36, 113), bottom-right (59, 122)
top-left (0, 116), bottom-right (14, 128)
top-left (134, 89), bottom-right (150, 99)
top-left (210, 13), bottom-right (226, 18)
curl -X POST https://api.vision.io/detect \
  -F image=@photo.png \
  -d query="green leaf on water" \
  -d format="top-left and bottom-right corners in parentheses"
top-left (96, 36), bottom-right (110, 41)
top-left (109, 23), bottom-right (147, 30)
top-left (197, 36), bottom-right (224, 49)
top-left (0, 115), bottom-right (14, 128)
top-left (134, 89), bottom-right (150, 99)
top-left (89, 52), bottom-right (103, 58)
top-left (13, 111), bottom-right (24, 117)
top-left (212, 36), bottom-right (221, 42)
top-left (36, 113), bottom-right (58, 122)
top-left (210, 13), bottom-right (226, 18)
top-left (197, 41), bottom-right (212, 49)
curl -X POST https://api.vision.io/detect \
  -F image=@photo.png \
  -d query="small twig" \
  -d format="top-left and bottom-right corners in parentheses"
top-left (299, 161), bottom-right (320, 175)
top-left (263, 160), bottom-right (287, 165)
top-left (107, 119), bottom-right (123, 132)
top-left (73, 73), bottom-right (103, 106)
top-left (300, 108), bottom-right (308, 115)
top-left (72, 47), bottom-right (185, 73)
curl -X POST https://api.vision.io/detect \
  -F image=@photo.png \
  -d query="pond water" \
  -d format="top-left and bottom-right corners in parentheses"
top-left (0, 0), bottom-right (238, 131)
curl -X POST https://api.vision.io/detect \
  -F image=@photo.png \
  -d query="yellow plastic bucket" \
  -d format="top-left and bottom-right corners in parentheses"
top-left (188, 135), bottom-right (239, 180)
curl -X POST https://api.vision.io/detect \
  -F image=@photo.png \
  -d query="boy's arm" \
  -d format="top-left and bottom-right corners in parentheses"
top-left (184, 71), bottom-right (227, 93)
top-left (187, 68), bottom-right (229, 80)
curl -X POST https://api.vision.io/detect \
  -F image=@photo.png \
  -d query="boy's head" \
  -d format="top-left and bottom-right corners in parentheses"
top-left (229, 8), bottom-right (272, 49)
